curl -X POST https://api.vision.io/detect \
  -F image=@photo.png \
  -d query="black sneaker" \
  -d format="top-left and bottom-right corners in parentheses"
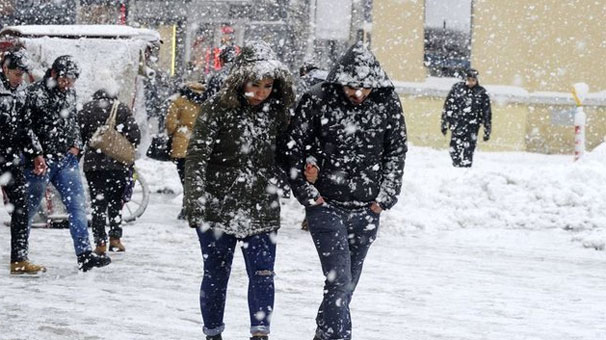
top-left (206, 335), bottom-right (222, 340)
top-left (250, 336), bottom-right (268, 340)
top-left (77, 251), bottom-right (111, 272)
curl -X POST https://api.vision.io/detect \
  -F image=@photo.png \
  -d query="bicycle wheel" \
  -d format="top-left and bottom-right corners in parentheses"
top-left (122, 170), bottom-right (150, 222)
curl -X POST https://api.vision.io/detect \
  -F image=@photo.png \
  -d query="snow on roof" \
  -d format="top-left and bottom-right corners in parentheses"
top-left (0, 25), bottom-right (160, 42)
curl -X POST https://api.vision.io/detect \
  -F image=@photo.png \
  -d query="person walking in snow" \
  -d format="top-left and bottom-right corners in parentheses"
top-left (0, 50), bottom-right (46, 274)
top-left (79, 89), bottom-right (141, 255)
top-left (441, 68), bottom-right (492, 167)
top-left (184, 41), bottom-right (294, 340)
top-left (23, 55), bottom-right (110, 272)
top-left (280, 42), bottom-right (407, 340)
top-left (165, 81), bottom-right (205, 219)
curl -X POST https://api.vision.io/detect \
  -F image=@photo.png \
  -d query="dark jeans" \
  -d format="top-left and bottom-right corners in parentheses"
top-left (305, 204), bottom-right (380, 340)
top-left (25, 154), bottom-right (91, 256)
top-left (449, 130), bottom-right (478, 167)
top-left (85, 170), bottom-right (129, 245)
top-left (196, 227), bottom-right (277, 337)
top-left (1, 163), bottom-right (30, 262)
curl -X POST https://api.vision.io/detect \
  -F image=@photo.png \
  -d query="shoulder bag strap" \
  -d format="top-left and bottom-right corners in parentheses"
top-left (107, 100), bottom-right (119, 130)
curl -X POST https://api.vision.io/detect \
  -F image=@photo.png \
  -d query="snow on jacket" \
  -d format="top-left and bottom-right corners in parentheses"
top-left (441, 81), bottom-right (492, 139)
top-left (184, 41), bottom-right (295, 238)
top-left (282, 42), bottom-right (407, 210)
top-left (22, 71), bottom-right (82, 164)
top-left (78, 90), bottom-right (141, 172)
top-left (165, 82), bottom-right (205, 159)
top-left (0, 72), bottom-right (32, 167)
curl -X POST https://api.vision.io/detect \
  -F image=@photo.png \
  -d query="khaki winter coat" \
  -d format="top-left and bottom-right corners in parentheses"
top-left (165, 82), bottom-right (205, 159)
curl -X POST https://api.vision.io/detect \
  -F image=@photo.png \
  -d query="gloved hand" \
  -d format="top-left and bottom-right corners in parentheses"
top-left (483, 134), bottom-right (490, 142)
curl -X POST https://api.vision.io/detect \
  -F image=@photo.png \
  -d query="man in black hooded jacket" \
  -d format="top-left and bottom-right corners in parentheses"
top-left (281, 42), bottom-right (407, 340)
top-left (0, 50), bottom-right (46, 274)
top-left (441, 68), bottom-right (492, 167)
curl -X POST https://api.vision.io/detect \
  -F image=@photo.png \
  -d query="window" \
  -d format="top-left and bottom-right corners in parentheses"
top-left (424, 0), bottom-right (472, 77)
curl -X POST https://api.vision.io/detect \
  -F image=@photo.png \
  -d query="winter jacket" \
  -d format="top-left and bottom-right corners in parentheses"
top-left (78, 90), bottom-right (141, 172)
top-left (185, 41), bottom-right (294, 238)
top-left (165, 82), bottom-right (205, 159)
top-left (282, 42), bottom-right (407, 210)
top-left (0, 72), bottom-right (31, 167)
top-left (441, 81), bottom-right (492, 139)
top-left (22, 71), bottom-right (81, 164)
top-left (200, 63), bottom-right (232, 102)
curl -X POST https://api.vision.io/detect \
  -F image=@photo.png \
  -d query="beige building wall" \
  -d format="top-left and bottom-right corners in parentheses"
top-left (526, 104), bottom-right (606, 154)
top-left (472, 0), bottom-right (606, 93)
top-left (372, 0), bottom-right (426, 82)
top-left (400, 94), bottom-right (527, 152)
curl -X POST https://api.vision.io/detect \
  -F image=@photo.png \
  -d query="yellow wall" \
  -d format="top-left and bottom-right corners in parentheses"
top-left (526, 104), bottom-right (606, 154)
top-left (472, 0), bottom-right (606, 93)
top-left (372, 0), bottom-right (426, 82)
top-left (400, 94), bottom-right (527, 151)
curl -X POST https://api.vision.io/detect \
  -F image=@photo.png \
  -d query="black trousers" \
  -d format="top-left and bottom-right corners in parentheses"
top-left (449, 129), bottom-right (479, 168)
top-left (85, 170), bottom-right (129, 245)
top-left (1, 163), bottom-right (30, 262)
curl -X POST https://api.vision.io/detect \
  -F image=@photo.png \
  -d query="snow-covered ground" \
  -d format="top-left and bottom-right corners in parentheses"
top-left (1, 145), bottom-right (605, 340)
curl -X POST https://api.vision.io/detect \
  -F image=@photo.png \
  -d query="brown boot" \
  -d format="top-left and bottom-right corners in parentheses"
top-left (10, 260), bottom-right (47, 274)
top-left (94, 242), bottom-right (107, 256)
top-left (109, 237), bottom-right (125, 252)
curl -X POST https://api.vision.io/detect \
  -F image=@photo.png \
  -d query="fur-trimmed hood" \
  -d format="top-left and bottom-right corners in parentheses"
top-left (217, 40), bottom-right (295, 110)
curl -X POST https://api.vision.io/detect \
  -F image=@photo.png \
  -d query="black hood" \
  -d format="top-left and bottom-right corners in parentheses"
top-left (325, 41), bottom-right (393, 89)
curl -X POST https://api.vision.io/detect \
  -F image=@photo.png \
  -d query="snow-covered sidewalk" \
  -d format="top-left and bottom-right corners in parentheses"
top-left (1, 146), bottom-right (605, 339)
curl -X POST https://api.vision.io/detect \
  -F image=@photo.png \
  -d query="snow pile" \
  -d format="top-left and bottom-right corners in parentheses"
top-left (133, 145), bottom-right (606, 250)
top-left (391, 147), bottom-right (606, 242)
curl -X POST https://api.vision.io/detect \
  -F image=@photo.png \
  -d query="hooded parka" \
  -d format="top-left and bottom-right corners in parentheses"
top-left (184, 41), bottom-right (294, 238)
top-left (283, 42), bottom-right (407, 210)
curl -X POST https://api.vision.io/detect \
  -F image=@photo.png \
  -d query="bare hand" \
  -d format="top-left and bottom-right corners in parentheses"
top-left (315, 196), bottom-right (325, 206)
top-left (68, 147), bottom-right (79, 156)
top-left (304, 163), bottom-right (319, 183)
top-left (370, 202), bottom-right (383, 214)
top-left (33, 156), bottom-right (47, 176)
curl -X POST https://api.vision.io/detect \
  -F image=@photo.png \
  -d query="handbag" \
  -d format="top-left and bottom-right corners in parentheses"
top-left (146, 133), bottom-right (173, 162)
top-left (89, 100), bottom-right (136, 166)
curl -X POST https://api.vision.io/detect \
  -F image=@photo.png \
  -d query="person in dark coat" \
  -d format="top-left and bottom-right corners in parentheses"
top-left (79, 89), bottom-right (141, 255)
top-left (280, 42), bottom-right (407, 340)
top-left (22, 55), bottom-right (110, 272)
top-left (199, 45), bottom-right (238, 102)
top-left (441, 68), bottom-right (492, 167)
top-left (0, 50), bottom-right (46, 274)
top-left (185, 41), bottom-right (294, 340)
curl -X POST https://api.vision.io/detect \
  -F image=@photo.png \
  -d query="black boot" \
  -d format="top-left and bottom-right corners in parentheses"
top-left (77, 251), bottom-right (111, 272)
top-left (206, 335), bottom-right (222, 340)
top-left (250, 336), bottom-right (268, 340)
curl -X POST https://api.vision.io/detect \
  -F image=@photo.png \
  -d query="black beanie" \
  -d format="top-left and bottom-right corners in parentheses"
top-left (51, 55), bottom-right (80, 79)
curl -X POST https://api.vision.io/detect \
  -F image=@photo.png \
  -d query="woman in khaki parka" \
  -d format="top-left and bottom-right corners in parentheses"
top-left (165, 81), bottom-right (205, 219)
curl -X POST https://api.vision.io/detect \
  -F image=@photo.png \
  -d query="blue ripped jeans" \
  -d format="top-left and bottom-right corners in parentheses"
top-left (305, 204), bottom-right (380, 340)
top-left (25, 153), bottom-right (91, 256)
top-left (196, 227), bottom-right (277, 337)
